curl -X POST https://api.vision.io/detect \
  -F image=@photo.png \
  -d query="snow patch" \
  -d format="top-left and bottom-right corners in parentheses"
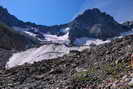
top-left (6, 44), bottom-right (91, 69)
top-left (43, 32), bottom-right (70, 44)
top-left (24, 31), bottom-right (37, 37)
top-left (60, 27), bottom-right (70, 33)
top-left (13, 26), bottom-right (70, 44)
top-left (119, 29), bottom-right (133, 38)
top-left (6, 37), bottom-right (111, 69)
top-left (6, 44), bottom-right (70, 68)
top-left (74, 37), bottom-right (111, 46)
top-left (13, 26), bottom-right (39, 37)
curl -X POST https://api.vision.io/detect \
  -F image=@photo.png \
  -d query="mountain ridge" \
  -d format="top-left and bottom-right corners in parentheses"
top-left (69, 8), bottom-right (130, 41)
top-left (0, 6), bottom-right (131, 43)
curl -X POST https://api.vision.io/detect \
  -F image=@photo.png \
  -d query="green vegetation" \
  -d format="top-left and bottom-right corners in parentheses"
top-left (73, 60), bottom-right (131, 84)
top-left (0, 22), bottom-right (15, 33)
top-left (73, 67), bottom-right (101, 84)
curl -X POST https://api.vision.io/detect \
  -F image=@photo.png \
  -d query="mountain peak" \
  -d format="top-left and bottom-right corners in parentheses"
top-left (0, 6), bottom-right (26, 27)
top-left (69, 8), bottom-right (130, 41)
top-left (74, 8), bottom-right (115, 24)
top-left (0, 6), bottom-right (8, 14)
top-left (84, 8), bottom-right (101, 14)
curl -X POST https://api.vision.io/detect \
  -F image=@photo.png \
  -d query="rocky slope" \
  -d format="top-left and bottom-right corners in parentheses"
top-left (0, 48), bottom-right (13, 69)
top-left (0, 35), bottom-right (133, 89)
top-left (0, 22), bottom-right (39, 50)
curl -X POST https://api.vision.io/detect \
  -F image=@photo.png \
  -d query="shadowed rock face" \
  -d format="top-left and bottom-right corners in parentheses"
top-left (123, 21), bottom-right (133, 29)
top-left (0, 6), bottom-right (25, 27)
top-left (0, 23), bottom-right (39, 50)
top-left (0, 23), bottom-right (41, 69)
top-left (0, 48), bottom-right (13, 69)
top-left (69, 8), bottom-right (130, 41)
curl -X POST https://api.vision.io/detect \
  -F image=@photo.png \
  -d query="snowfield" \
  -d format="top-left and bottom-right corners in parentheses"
top-left (13, 26), bottom-right (70, 44)
top-left (6, 44), bottom-right (70, 68)
top-left (6, 44), bottom-right (92, 68)
top-left (6, 27), bottom-right (133, 68)
top-left (43, 32), bottom-right (70, 44)
top-left (6, 39), bottom-right (110, 68)
top-left (74, 37), bottom-right (111, 46)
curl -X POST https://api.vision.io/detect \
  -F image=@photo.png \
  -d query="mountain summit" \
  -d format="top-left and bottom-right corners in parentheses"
top-left (69, 8), bottom-right (130, 41)
top-left (0, 6), bottom-right (25, 27)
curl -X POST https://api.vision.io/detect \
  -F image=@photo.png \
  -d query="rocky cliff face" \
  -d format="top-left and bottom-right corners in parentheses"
top-left (0, 6), bottom-right (25, 27)
top-left (0, 22), bottom-right (39, 50)
top-left (0, 48), bottom-right (13, 69)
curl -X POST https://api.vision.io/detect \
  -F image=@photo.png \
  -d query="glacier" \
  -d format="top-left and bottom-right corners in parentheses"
top-left (6, 39), bottom-right (111, 68)
top-left (43, 32), bottom-right (70, 44)
top-left (6, 26), bottom-right (133, 69)
top-left (6, 44), bottom-right (70, 68)
top-left (6, 44), bottom-right (91, 68)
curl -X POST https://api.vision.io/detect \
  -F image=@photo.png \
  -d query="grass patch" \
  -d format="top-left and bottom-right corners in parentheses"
top-left (73, 60), bottom-right (131, 84)
top-left (102, 61), bottom-right (130, 79)
top-left (73, 67), bottom-right (101, 84)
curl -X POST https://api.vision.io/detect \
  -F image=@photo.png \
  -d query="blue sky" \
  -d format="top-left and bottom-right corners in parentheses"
top-left (0, 0), bottom-right (85, 26)
top-left (0, 0), bottom-right (133, 26)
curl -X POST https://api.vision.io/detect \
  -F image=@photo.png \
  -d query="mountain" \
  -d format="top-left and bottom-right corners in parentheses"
top-left (0, 6), bottom-right (131, 45)
top-left (0, 22), bottom-right (39, 50)
top-left (69, 8), bottom-right (130, 41)
top-left (0, 6), bottom-right (25, 27)
top-left (0, 6), bottom-right (68, 39)
top-left (0, 34), bottom-right (133, 89)
top-left (0, 6), bottom-right (132, 67)
top-left (0, 6), bottom-right (133, 89)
